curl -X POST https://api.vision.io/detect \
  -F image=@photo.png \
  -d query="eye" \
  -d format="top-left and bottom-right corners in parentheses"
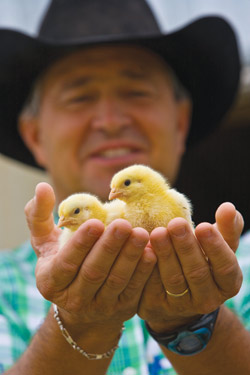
top-left (122, 89), bottom-right (150, 99)
top-left (124, 179), bottom-right (131, 186)
top-left (71, 95), bottom-right (95, 103)
top-left (74, 208), bottom-right (80, 214)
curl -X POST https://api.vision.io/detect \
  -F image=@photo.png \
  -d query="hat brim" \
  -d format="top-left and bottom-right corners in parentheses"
top-left (0, 16), bottom-right (240, 168)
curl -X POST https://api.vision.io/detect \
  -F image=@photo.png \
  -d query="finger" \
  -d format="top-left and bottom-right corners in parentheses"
top-left (214, 202), bottom-right (244, 252)
top-left (150, 227), bottom-right (188, 297)
top-left (25, 182), bottom-right (56, 238)
top-left (50, 219), bottom-right (105, 290)
top-left (70, 219), bottom-right (133, 300)
top-left (99, 227), bottom-right (150, 300)
top-left (141, 266), bottom-right (163, 298)
top-left (167, 218), bottom-right (216, 304)
top-left (195, 222), bottom-right (243, 299)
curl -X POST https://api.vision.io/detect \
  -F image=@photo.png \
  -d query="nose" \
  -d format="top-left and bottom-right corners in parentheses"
top-left (91, 96), bottom-right (131, 135)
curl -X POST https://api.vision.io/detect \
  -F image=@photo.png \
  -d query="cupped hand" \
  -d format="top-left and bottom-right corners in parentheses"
top-left (138, 203), bottom-right (243, 332)
top-left (25, 182), bottom-right (156, 329)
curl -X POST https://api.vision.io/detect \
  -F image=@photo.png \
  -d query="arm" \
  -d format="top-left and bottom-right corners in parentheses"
top-left (138, 203), bottom-right (250, 374)
top-left (162, 304), bottom-right (250, 375)
top-left (5, 182), bottom-right (156, 375)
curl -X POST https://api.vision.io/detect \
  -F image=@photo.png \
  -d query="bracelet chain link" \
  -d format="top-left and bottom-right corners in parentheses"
top-left (53, 304), bottom-right (124, 360)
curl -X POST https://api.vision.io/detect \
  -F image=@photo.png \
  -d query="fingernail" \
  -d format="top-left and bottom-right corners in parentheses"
top-left (131, 236), bottom-right (146, 247)
top-left (88, 227), bottom-right (102, 237)
top-left (114, 228), bottom-right (129, 240)
top-left (171, 226), bottom-right (186, 237)
top-left (201, 227), bottom-right (212, 238)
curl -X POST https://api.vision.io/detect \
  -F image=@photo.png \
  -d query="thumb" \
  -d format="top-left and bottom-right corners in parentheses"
top-left (214, 202), bottom-right (244, 252)
top-left (25, 182), bottom-right (56, 238)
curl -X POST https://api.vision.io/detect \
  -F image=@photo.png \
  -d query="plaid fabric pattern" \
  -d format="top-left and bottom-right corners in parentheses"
top-left (225, 231), bottom-right (250, 330)
top-left (1, 232), bottom-right (250, 374)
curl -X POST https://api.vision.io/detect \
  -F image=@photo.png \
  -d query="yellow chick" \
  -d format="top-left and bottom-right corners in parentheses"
top-left (57, 192), bottom-right (125, 248)
top-left (109, 164), bottom-right (193, 233)
top-left (57, 193), bottom-right (107, 248)
top-left (104, 199), bottom-right (126, 224)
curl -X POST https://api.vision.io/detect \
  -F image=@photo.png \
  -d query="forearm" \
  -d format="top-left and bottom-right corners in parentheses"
top-left (5, 307), bottom-right (122, 375)
top-left (162, 305), bottom-right (250, 375)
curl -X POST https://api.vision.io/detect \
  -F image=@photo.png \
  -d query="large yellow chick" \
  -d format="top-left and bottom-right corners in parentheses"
top-left (57, 192), bottom-right (125, 248)
top-left (109, 164), bottom-right (193, 233)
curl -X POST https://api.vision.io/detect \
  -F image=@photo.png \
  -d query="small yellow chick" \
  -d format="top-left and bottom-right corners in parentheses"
top-left (57, 193), bottom-right (107, 248)
top-left (109, 164), bottom-right (193, 233)
top-left (57, 192), bottom-right (125, 248)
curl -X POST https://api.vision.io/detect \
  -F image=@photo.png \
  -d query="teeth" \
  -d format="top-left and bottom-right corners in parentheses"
top-left (99, 148), bottom-right (133, 158)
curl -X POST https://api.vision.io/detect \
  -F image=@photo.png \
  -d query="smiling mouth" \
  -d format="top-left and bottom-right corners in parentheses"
top-left (94, 147), bottom-right (138, 159)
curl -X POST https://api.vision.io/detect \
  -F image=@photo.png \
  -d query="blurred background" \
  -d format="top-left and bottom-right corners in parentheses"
top-left (0, 0), bottom-right (250, 248)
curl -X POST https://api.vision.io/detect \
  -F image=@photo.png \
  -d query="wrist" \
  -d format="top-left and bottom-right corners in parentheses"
top-left (52, 304), bottom-right (125, 360)
top-left (145, 308), bottom-right (220, 356)
top-left (51, 305), bottom-right (124, 340)
top-left (146, 314), bottom-right (202, 334)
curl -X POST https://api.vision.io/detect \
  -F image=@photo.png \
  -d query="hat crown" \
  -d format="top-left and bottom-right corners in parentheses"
top-left (39, 0), bottom-right (161, 42)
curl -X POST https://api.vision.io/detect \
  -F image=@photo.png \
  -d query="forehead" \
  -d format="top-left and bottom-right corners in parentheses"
top-left (42, 44), bottom-right (172, 86)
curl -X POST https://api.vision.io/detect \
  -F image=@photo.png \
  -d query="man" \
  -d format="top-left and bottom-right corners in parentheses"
top-left (0, 1), bottom-right (249, 374)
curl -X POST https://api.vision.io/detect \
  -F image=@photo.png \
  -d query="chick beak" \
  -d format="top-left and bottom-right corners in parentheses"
top-left (57, 216), bottom-right (74, 228)
top-left (109, 188), bottom-right (122, 200)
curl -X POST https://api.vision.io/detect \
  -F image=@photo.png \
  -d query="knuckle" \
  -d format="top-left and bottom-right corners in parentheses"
top-left (126, 278), bottom-right (143, 291)
top-left (72, 235), bottom-right (93, 252)
top-left (124, 250), bottom-right (141, 262)
top-left (106, 273), bottom-right (127, 290)
top-left (167, 273), bottom-right (186, 288)
top-left (156, 248), bottom-right (172, 261)
top-left (101, 239), bottom-right (119, 255)
top-left (175, 241), bottom-right (194, 255)
top-left (37, 280), bottom-right (55, 301)
top-left (216, 261), bottom-right (239, 278)
top-left (60, 259), bottom-right (79, 275)
top-left (186, 264), bottom-right (211, 284)
top-left (80, 264), bottom-right (107, 285)
top-left (235, 272), bottom-right (243, 291)
top-left (24, 200), bottom-right (32, 217)
top-left (221, 273), bottom-right (243, 299)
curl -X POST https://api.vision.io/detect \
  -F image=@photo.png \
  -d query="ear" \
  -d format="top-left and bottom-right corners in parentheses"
top-left (18, 116), bottom-right (48, 168)
top-left (176, 97), bottom-right (192, 155)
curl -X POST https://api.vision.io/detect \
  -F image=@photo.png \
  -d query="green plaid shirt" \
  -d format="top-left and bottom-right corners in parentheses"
top-left (1, 232), bottom-right (250, 374)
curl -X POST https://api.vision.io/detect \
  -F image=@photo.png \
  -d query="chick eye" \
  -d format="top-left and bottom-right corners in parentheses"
top-left (124, 179), bottom-right (131, 186)
top-left (74, 208), bottom-right (80, 214)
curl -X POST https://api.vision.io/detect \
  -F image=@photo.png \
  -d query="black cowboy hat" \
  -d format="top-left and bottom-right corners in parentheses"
top-left (0, 0), bottom-right (240, 168)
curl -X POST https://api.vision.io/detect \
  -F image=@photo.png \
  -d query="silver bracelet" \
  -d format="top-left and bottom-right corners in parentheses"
top-left (53, 304), bottom-right (124, 360)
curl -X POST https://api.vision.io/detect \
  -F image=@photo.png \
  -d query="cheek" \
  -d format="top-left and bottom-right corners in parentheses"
top-left (39, 111), bottom-right (86, 154)
top-left (141, 109), bottom-right (177, 149)
top-left (142, 112), bottom-right (183, 181)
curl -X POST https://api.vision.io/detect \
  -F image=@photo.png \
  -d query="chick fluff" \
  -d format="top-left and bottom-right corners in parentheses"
top-left (109, 164), bottom-right (193, 233)
top-left (57, 192), bottom-right (125, 248)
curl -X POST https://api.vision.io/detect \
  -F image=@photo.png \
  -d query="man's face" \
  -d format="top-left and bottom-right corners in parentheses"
top-left (22, 45), bottom-right (190, 202)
